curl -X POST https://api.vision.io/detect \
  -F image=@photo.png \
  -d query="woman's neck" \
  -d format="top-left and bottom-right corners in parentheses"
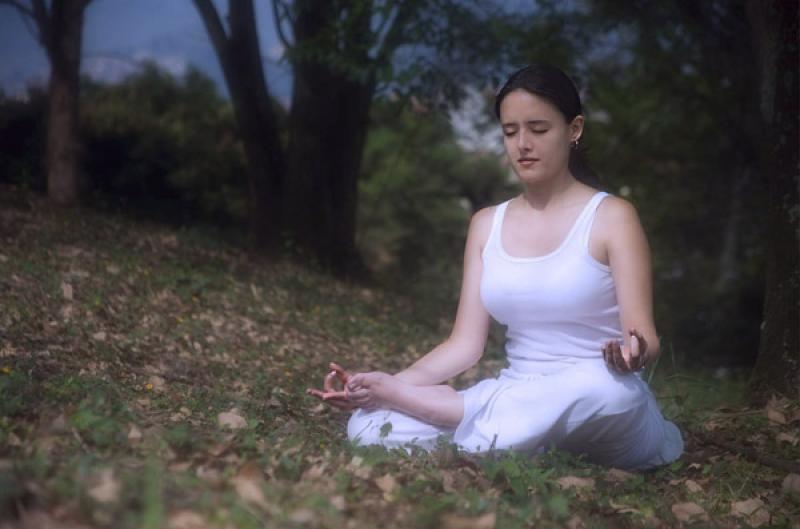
top-left (518, 171), bottom-right (580, 212)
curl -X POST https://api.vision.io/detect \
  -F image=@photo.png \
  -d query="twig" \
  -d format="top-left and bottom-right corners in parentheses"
top-left (690, 429), bottom-right (800, 474)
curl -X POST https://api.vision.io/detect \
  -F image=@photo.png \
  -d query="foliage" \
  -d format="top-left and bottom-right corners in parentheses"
top-left (1, 185), bottom-right (798, 528)
top-left (358, 99), bottom-right (512, 305)
top-left (81, 63), bottom-right (250, 223)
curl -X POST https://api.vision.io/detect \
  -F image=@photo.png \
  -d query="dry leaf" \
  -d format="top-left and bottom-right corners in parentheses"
top-left (127, 424), bottom-right (143, 444)
top-left (565, 515), bottom-right (585, 529)
top-left (767, 408), bottom-right (787, 425)
top-left (329, 495), bottom-right (346, 511)
top-left (61, 282), bottom-right (73, 300)
top-left (671, 502), bottom-right (709, 522)
top-left (556, 476), bottom-right (595, 490)
top-left (605, 468), bottom-right (636, 482)
top-left (685, 479), bottom-right (703, 493)
top-left (218, 409), bottom-right (247, 430)
top-left (231, 462), bottom-right (268, 510)
top-left (288, 509), bottom-right (315, 523)
top-left (609, 500), bottom-right (642, 515)
top-left (374, 473), bottom-right (397, 500)
top-left (148, 375), bottom-right (166, 392)
top-left (731, 498), bottom-right (770, 527)
top-left (777, 432), bottom-right (799, 445)
top-left (92, 331), bottom-right (107, 342)
top-left (88, 468), bottom-right (120, 504)
top-left (441, 512), bottom-right (496, 529)
top-left (782, 473), bottom-right (800, 495)
top-left (168, 510), bottom-right (206, 529)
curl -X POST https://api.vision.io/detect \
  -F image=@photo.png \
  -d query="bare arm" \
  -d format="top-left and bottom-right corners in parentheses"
top-left (601, 197), bottom-right (661, 369)
top-left (393, 207), bottom-right (494, 386)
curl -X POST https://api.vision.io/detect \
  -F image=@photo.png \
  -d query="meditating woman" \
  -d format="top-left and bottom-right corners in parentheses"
top-left (308, 64), bottom-right (683, 470)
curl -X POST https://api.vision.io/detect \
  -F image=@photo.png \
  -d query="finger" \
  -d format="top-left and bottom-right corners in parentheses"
top-left (629, 334), bottom-right (640, 360)
top-left (329, 362), bottom-right (351, 382)
top-left (306, 388), bottom-right (326, 400)
top-left (631, 329), bottom-right (648, 355)
top-left (322, 390), bottom-right (348, 400)
top-left (323, 371), bottom-right (338, 393)
top-left (612, 342), bottom-right (629, 372)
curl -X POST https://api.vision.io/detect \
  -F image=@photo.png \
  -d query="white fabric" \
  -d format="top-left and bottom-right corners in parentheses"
top-left (348, 192), bottom-right (684, 470)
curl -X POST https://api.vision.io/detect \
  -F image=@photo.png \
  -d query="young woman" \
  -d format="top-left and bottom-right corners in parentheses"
top-left (308, 65), bottom-right (683, 470)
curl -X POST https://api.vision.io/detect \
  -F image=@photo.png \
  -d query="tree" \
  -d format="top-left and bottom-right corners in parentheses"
top-left (745, 0), bottom-right (799, 401)
top-left (193, 0), bottom-right (286, 248)
top-left (0, 0), bottom-right (93, 205)
top-left (195, 0), bottom-right (512, 274)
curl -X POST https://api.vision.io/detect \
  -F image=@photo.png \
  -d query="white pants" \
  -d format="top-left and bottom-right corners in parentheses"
top-left (347, 360), bottom-right (683, 470)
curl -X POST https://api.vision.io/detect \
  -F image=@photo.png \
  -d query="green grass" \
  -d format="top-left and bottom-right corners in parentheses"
top-left (0, 187), bottom-right (798, 528)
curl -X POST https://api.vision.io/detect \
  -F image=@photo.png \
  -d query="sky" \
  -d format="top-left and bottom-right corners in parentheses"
top-left (0, 0), bottom-right (292, 103)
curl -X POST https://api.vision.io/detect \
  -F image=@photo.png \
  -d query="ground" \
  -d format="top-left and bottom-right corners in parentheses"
top-left (0, 186), bottom-right (798, 529)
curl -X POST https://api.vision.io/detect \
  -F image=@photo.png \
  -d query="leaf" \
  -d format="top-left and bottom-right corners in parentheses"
top-left (61, 282), bottom-right (73, 300)
top-left (379, 421), bottom-right (393, 438)
top-left (767, 408), bottom-right (787, 425)
top-left (605, 468), bottom-right (636, 482)
top-left (441, 512), bottom-right (496, 529)
top-left (731, 498), bottom-right (770, 527)
top-left (374, 473), bottom-right (397, 500)
top-left (777, 432), bottom-right (799, 445)
top-left (685, 479), bottom-right (703, 493)
top-left (671, 502), bottom-right (709, 522)
top-left (148, 375), bottom-right (166, 392)
top-left (128, 424), bottom-right (143, 444)
top-left (168, 510), bottom-right (206, 529)
top-left (231, 462), bottom-right (268, 510)
top-left (556, 476), bottom-right (595, 490)
top-left (92, 331), bottom-right (107, 342)
top-left (217, 409), bottom-right (247, 430)
top-left (88, 468), bottom-right (120, 504)
top-left (782, 473), bottom-right (800, 496)
top-left (288, 509), bottom-right (315, 523)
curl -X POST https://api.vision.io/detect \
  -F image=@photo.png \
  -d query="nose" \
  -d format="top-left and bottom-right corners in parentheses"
top-left (516, 129), bottom-right (532, 152)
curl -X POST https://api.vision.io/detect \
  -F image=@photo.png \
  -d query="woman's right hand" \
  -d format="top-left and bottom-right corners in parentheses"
top-left (603, 329), bottom-right (648, 373)
top-left (306, 362), bottom-right (358, 411)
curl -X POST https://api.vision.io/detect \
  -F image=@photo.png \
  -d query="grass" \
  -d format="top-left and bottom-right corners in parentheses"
top-left (0, 185), bottom-right (798, 528)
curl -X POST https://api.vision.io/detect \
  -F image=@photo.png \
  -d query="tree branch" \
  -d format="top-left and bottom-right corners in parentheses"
top-left (270, 0), bottom-right (293, 50)
top-left (0, 0), bottom-right (34, 18)
top-left (373, 0), bottom-right (417, 67)
top-left (192, 0), bottom-right (231, 59)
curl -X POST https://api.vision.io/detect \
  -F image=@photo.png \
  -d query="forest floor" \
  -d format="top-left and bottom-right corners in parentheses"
top-left (0, 186), bottom-right (798, 529)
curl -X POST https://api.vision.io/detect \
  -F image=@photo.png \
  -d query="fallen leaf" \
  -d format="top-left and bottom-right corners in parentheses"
top-left (556, 476), bottom-right (595, 490)
top-left (92, 331), bottom-right (107, 342)
top-left (168, 510), bottom-right (206, 529)
top-left (106, 265), bottom-right (121, 275)
top-left (777, 432), bottom-right (799, 445)
top-left (441, 512), bottom-right (496, 529)
top-left (609, 501), bottom-right (642, 515)
top-left (88, 468), bottom-right (120, 504)
top-left (731, 497), bottom-right (770, 527)
top-left (288, 509), bottom-right (315, 523)
top-left (565, 515), bottom-right (585, 529)
top-left (148, 375), bottom-right (166, 392)
top-left (61, 282), bottom-right (73, 300)
top-left (685, 479), bottom-right (703, 493)
top-left (767, 408), bottom-right (787, 425)
top-left (374, 473), bottom-right (397, 500)
top-left (782, 473), bottom-right (800, 496)
top-left (218, 409), bottom-right (247, 430)
top-left (329, 495), bottom-right (346, 511)
top-left (671, 502), bottom-right (709, 523)
top-left (127, 424), bottom-right (143, 444)
top-left (231, 462), bottom-right (268, 510)
top-left (605, 468), bottom-right (636, 482)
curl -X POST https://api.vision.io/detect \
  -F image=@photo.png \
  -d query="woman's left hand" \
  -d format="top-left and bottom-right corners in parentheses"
top-left (603, 329), bottom-right (648, 373)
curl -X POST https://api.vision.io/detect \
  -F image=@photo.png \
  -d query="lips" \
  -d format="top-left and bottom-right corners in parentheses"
top-left (517, 157), bottom-right (540, 167)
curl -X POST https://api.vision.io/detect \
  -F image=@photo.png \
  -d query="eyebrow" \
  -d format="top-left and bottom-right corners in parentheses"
top-left (502, 120), bottom-right (552, 128)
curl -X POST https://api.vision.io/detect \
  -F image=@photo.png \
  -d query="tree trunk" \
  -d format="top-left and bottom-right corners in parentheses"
top-left (746, 0), bottom-right (800, 401)
top-left (285, 1), bottom-right (375, 275)
top-left (45, 0), bottom-right (88, 205)
top-left (193, 0), bottom-right (286, 250)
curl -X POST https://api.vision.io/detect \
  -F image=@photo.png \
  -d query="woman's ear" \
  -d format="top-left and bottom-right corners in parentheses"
top-left (570, 115), bottom-right (585, 143)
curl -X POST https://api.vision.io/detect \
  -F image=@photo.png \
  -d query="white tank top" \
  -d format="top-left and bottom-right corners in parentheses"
top-left (480, 191), bottom-right (623, 375)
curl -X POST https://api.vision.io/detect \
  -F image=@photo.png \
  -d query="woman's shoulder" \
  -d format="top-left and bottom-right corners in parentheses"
top-left (596, 193), bottom-right (642, 225)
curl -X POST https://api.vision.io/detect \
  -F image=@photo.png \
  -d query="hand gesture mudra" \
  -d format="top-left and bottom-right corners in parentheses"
top-left (603, 329), bottom-right (648, 374)
top-left (306, 362), bottom-right (357, 411)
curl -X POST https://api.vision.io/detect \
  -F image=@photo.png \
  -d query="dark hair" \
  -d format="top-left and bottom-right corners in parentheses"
top-left (494, 64), bottom-right (599, 187)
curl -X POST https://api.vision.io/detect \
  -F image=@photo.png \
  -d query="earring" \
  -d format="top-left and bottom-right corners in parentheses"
top-left (571, 138), bottom-right (580, 150)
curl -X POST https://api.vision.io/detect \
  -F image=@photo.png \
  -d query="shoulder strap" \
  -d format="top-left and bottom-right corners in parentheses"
top-left (483, 200), bottom-right (510, 258)
top-left (579, 191), bottom-right (610, 249)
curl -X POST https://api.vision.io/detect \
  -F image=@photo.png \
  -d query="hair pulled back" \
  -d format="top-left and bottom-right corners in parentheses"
top-left (494, 64), bottom-right (599, 187)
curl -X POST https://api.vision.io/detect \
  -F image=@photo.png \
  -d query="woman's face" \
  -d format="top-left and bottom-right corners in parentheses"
top-left (499, 89), bottom-right (583, 184)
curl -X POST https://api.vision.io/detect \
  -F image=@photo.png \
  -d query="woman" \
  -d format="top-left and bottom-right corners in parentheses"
top-left (308, 65), bottom-right (683, 470)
